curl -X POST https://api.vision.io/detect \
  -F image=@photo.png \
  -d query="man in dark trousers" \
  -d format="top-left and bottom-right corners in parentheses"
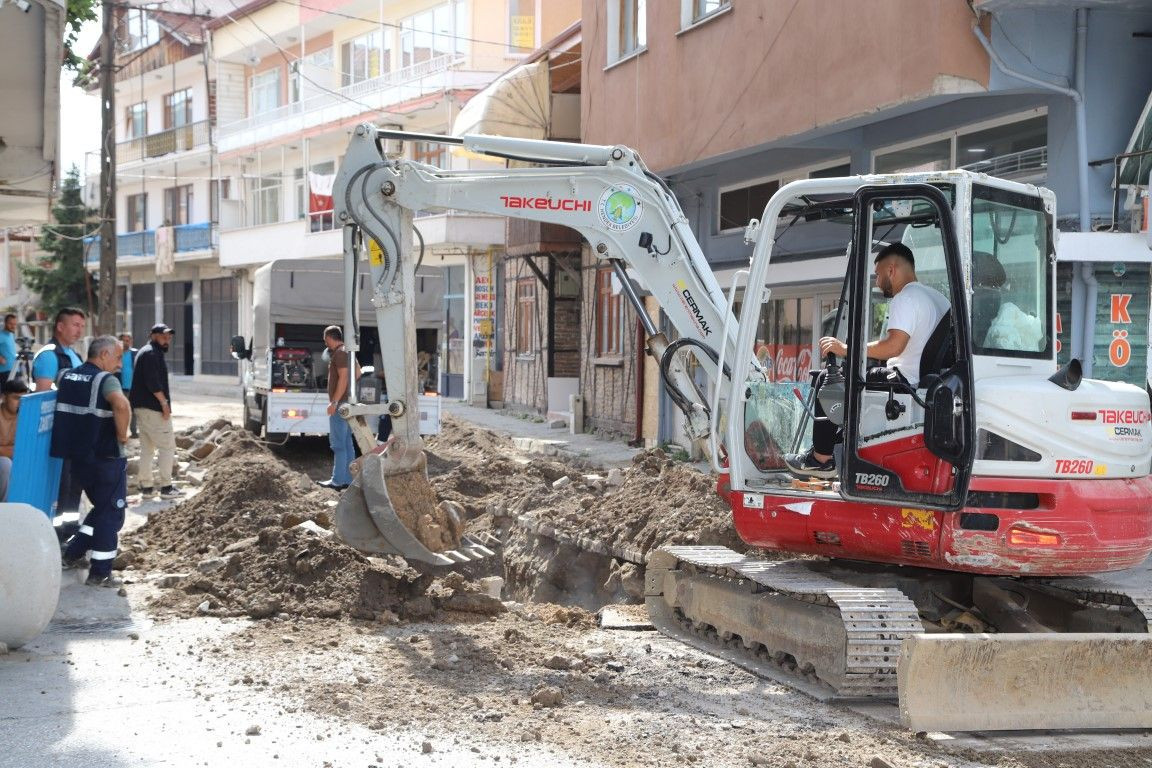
top-left (129, 323), bottom-right (182, 500)
top-left (56, 335), bottom-right (132, 587)
top-left (319, 325), bottom-right (357, 490)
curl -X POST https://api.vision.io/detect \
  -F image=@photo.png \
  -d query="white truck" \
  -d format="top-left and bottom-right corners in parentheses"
top-left (230, 257), bottom-right (444, 440)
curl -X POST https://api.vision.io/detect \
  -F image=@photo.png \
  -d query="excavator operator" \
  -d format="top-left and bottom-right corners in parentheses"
top-left (784, 242), bottom-right (949, 479)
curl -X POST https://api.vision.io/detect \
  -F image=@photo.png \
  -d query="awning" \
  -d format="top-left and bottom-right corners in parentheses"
top-left (1120, 88), bottom-right (1152, 187)
top-left (1057, 232), bottom-right (1152, 262)
top-left (451, 60), bottom-right (550, 140)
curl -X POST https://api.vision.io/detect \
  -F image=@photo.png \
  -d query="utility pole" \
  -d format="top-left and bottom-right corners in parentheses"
top-left (97, 0), bottom-right (117, 335)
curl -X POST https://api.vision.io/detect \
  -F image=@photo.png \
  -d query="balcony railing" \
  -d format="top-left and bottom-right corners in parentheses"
top-left (117, 120), bottom-right (211, 163)
top-left (960, 146), bottom-right (1047, 179)
top-left (218, 54), bottom-right (464, 138)
top-left (84, 222), bottom-right (217, 264)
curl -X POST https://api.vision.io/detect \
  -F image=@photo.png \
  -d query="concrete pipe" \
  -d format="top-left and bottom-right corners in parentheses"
top-left (0, 503), bottom-right (60, 649)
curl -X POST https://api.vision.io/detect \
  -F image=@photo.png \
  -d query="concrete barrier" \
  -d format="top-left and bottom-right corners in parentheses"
top-left (0, 503), bottom-right (61, 648)
top-left (899, 633), bottom-right (1152, 732)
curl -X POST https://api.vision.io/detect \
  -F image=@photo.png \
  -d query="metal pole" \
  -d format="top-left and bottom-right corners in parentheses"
top-left (97, 0), bottom-right (118, 335)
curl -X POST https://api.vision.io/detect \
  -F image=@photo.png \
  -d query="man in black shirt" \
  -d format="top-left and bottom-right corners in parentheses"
top-left (129, 323), bottom-right (182, 500)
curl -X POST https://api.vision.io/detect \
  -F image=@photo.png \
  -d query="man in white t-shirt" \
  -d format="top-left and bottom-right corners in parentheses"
top-left (785, 242), bottom-right (950, 479)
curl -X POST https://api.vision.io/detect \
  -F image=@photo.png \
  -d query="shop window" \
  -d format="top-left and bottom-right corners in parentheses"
top-left (596, 268), bottom-right (625, 357)
top-left (753, 296), bottom-right (813, 382)
top-left (515, 278), bottom-right (536, 354)
top-left (874, 139), bottom-right (950, 175)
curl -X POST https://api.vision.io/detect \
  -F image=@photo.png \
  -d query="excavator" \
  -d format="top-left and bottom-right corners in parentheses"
top-left (331, 123), bottom-right (1152, 732)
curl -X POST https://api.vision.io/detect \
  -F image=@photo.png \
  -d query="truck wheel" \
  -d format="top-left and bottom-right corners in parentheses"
top-left (261, 401), bottom-right (288, 443)
top-left (242, 400), bottom-right (260, 435)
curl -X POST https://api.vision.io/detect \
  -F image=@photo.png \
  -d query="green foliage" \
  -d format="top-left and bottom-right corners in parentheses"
top-left (62, 0), bottom-right (98, 71)
top-left (21, 167), bottom-right (95, 318)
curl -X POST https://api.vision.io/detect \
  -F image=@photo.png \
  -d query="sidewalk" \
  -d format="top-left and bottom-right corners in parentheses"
top-left (442, 401), bottom-right (646, 468)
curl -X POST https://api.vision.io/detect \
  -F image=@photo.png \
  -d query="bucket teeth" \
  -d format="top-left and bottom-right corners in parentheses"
top-left (334, 452), bottom-right (489, 567)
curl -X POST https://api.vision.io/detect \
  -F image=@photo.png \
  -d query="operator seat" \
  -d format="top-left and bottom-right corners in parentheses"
top-left (918, 309), bottom-right (955, 391)
top-left (971, 251), bottom-right (1007, 348)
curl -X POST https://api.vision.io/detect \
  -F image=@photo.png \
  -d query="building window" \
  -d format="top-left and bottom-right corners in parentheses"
top-left (515, 278), bottom-right (536, 354)
top-left (163, 89), bottom-right (192, 130)
top-left (163, 185), bottom-right (193, 226)
top-left (341, 31), bottom-right (387, 86)
top-left (508, 0), bottom-right (535, 53)
top-left (249, 69), bottom-right (281, 116)
top-left (412, 140), bottom-right (447, 168)
top-left (400, 1), bottom-right (468, 68)
top-left (126, 193), bottom-right (147, 232)
top-left (252, 174), bottom-right (281, 226)
top-left (596, 268), bottom-right (625, 357)
top-left (125, 102), bottom-right (147, 138)
top-left (608, 0), bottom-right (646, 63)
top-left (209, 178), bottom-right (230, 223)
top-left (719, 179), bottom-right (778, 233)
top-left (293, 47), bottom-right (334, 102)
top-left (122, 9), bottom-right (158, 52)
top-left (682, 0), bottom-right (729, 27)
top-left (307, 160), bottom-right (336, 232)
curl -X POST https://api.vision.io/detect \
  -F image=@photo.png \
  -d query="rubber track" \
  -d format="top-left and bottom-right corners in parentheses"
top-left (1037, 575), bottom-right (1152, 630)
top-left (655, 546), bottom-right (923, 697)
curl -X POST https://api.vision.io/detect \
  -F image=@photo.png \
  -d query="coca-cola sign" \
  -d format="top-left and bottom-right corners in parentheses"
top-left (756, 344), bottom-right (814, 383)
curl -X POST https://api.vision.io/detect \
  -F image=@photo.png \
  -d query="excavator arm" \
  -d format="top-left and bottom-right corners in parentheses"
top-left (331, 124), bottom-right (752, 564)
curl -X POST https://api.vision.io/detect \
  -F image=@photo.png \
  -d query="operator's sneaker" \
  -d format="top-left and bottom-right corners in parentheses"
top-left (85, 574), bottom-right (124, 588)
top-left (783, 449), bottom-right (837, 480)
top-left (137, 486), bottom-right (154, 498)
top-left (159, 486), bottom-right (184, 500)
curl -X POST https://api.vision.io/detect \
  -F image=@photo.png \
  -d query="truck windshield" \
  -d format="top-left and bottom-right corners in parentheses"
top-left (969, 185), bottom-right (1051, 357)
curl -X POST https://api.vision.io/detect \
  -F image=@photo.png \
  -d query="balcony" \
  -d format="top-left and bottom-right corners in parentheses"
top-left (217, 55), bottom-right (495, 152)
top-left (85, 222), bottom-right (217, 266)
top-left (960, 146), bottom-right (1047, 183)
top-left (117, 121), bottom-right (211, 164)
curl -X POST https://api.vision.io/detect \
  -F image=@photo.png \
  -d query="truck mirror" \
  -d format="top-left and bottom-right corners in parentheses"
top-left (230, 335), bottom-right (250, 360)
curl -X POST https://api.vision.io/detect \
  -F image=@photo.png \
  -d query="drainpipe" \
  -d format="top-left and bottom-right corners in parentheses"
top-left (972, 16), bottom-right (1090, 231)
top-left (1080, 262), bottom-right (1098, 378)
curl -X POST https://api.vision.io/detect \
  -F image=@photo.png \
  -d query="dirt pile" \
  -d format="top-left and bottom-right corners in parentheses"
top-left (124, 428), bottom-right (500, 622)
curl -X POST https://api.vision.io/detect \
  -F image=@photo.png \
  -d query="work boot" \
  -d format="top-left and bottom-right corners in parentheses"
top-left (62, 555), bottom-right (89, 571)
top-left (85, 574), bottom-right (124, 588)
top-left (159, 486), bottom-right (184, 500)
top-left (783, 448), bottom-right (837, 480)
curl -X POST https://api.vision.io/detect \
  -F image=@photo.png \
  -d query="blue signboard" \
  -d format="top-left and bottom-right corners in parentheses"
top-left (8, 391), bottom-right (62, 518)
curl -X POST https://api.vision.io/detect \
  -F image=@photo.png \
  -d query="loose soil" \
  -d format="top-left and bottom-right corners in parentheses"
top-left (113, 414), bottom-right (1152, 768)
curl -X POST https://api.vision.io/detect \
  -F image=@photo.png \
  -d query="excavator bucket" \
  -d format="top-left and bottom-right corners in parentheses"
top-left (898, 633), bottom-right (1152, 732)
top-left (334, 451), bottom-right (495, 567)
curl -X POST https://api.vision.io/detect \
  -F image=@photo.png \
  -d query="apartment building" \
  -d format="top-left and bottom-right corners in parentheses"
top-left (209, 0), bottom-right (579, 398)
top-left (576, 0), bottom-right (1152, 445)
top-left (88, 1), bottom-right (240, 380)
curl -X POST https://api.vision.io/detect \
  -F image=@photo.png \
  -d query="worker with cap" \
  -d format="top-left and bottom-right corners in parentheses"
top-left (129, 323), bottom-right (182, 500)
top-left (56, 335), bottom-right (131, 587)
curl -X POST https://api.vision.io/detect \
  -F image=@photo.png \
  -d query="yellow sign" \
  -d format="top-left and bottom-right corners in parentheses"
top-left (900, 508), bottom-right (936, 532)
top-left (368, 239), bottom-right (384, 267)
top-left (510, 15), bottom-right (535, 50)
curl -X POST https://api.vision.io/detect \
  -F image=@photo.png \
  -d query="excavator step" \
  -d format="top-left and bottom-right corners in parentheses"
top-left (899, 633), bottom-right (1152, 732)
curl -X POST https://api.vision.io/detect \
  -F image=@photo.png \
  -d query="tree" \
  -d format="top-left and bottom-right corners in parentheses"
top-left (22, 166), bottom-right (96, 320)
top-left (63, 0), bottom-right (98, 71)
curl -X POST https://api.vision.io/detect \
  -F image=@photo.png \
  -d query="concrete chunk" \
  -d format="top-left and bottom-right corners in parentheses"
top-left (899, 633), bottom-right (1152, 732)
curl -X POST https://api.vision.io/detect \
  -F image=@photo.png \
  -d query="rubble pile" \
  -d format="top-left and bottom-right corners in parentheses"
top-left (124, 429), bottom-right (502, 622)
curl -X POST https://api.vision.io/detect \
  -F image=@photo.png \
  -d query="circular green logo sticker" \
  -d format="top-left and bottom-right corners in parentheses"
top-left (598, 185), bottom-right (642, 232)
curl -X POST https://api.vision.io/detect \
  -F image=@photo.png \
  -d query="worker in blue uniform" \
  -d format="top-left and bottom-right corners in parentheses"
top-left (55, 335), bottom-right (132, 587)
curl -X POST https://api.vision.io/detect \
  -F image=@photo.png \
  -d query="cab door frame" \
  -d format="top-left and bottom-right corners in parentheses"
top-left (839, 184), bottom-right (975, 511)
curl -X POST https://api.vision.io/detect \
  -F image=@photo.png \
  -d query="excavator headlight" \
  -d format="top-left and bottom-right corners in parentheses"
top-left (1007, 527), bottom-right (1061, 548)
